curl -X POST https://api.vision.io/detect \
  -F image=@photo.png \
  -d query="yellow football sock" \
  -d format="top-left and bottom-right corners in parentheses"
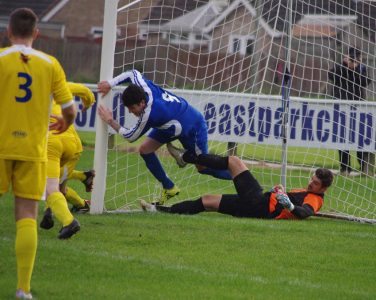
top-left (47, 192), bottom-right (74, 226)
top-left (16, 218), bottom-right (37, 293)
top-left (65, 187), bottom-right (85, 208)
top-left (69, 170), bottom-right (86, 181)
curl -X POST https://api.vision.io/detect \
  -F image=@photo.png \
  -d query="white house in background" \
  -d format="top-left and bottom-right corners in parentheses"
top-left (138, 0), bottom-right (282, 55)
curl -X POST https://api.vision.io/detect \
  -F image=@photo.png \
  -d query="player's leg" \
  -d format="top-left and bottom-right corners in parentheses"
top-left (46, 177), bottom-right (80, 238)
top-left (68, 169), bottom-right (95, 192)
top-left (176, 120), bottom-right (231, 179)
top-left (60, 158), bottom-right (90, 213)
top-left (64, 187), bottom-right (90, 213)
top-left (11, 160), bottom-right (46, 297)
top-left (15, 197), bottom-right (38, 298)
top-left (219, 166), bottom-right (269, 218)
top-left (44, 137), bottom-right (80, 238)
top-left (339, 150), bottom-right (351, 174)
top-left (141, 131), bottom-right (179, 204)
top-left (140, 135), bottom-right (174, 189)
top-left (145, 193), bottom-right (224, 215)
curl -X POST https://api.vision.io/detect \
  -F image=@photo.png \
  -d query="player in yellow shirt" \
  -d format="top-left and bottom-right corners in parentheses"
top-left (39, 83), bottom-right (96, 235)
top-left (0, 8), bottom-right (76, 299)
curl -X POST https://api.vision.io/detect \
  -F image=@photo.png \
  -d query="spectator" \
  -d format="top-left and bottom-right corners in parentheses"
top-left (328, 47), bottom-right (372, 175)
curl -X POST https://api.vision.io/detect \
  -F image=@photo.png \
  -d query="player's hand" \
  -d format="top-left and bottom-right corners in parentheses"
top-left (98, 104), bottom-right (113, 124)
top-left (270, 184), bottom-right (285, 193)
top-left (49, 114), bottom-right (70, 134)
top-left (80, 90), bottom-right (95, 112)
top-left (97, 81), bottom-right (112, 96)
top-left (276, 192), bottom-right (295, 211)
top-left (67, 82), bottom-right (96, 112)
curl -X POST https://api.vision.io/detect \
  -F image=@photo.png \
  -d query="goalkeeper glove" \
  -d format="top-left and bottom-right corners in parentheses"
top-left (270, 184), bottom-right (285, 193)
top-left (276, 192), bottom-right (295, 211)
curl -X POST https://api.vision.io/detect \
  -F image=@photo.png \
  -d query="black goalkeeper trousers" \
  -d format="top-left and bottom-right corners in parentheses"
top-left (218, 170), bottom-right (270, 218)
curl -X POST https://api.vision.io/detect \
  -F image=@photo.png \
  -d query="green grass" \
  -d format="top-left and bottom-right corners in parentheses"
top-left (1, 149), bottom-right (375, 299)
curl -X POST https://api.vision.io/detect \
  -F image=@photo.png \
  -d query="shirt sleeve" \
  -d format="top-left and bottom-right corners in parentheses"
top-left (51, 56), bottom-right (73, 107)
top-left (67, 82), bottom-right (95, 108)
top-left (303, 194), bottom-right (323, 213)
top-left (118, 114), bottom-right (149, 143)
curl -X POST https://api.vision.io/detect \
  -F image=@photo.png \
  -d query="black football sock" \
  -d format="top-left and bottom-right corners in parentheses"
top-left (158, 198), bottom-right (205, 215)
top-left (155, 205), bottom-right (172, 213)
top-left (182, 152), bottom-right (229, 170)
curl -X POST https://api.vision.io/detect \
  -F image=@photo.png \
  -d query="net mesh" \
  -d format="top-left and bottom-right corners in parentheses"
top-left (101, 0), bottom-right (375, 221)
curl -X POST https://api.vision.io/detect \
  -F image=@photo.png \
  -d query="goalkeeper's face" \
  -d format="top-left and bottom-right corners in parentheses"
top-left (307, 175), bottom-right (326, 194)
top-left (127, 100), bottom-right (146, 117)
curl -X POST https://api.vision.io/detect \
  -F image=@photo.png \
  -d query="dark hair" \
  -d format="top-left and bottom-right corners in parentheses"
top-left (315, 168), bottom-right (334, 188)
top-left (348, 47), bottom-right (361, 60)
top-left (9, 8), bottom-right (38, 38)
top-left (121, 84), bottom-right (146, 107)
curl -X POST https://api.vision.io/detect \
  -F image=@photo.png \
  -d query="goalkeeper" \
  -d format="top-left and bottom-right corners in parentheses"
top-left (97, 69), bottom-right (231, 204)
top-left (141, 151), bottom-right (334, 220)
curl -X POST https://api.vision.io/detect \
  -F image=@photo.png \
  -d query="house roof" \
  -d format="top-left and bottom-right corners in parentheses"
top-left (260, 0), bottom-right (360, 32)
top-left (202, 0), bottom-right (281, 37)
top-left (145, 0), bottom-right (209, 25)
top-left (161, 1), bottom-right (220, 31)
top-left (0, 0), bottom-right (59, 19)
top-left (294, 14), bottom-right (358, 37)
top-left (142, 0), bottom-right (282, 37)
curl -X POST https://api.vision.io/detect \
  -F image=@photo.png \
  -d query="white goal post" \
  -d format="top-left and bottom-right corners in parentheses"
top-left (89, 0), bottom-right (376, 222)
top-left (91, 0), bottom-right (119, 214)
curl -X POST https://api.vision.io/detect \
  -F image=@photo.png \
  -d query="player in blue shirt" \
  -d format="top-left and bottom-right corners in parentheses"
top-left (97, 70), bottom-right (231, 204)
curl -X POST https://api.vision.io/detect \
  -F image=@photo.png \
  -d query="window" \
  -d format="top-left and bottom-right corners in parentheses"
top-left (139, 29), bottom-right (148, 40)
top-left (229, 35), bottom-right (255, 56)
top-left (91, 27), bottom-right (120, 38)
top-left (169, 32), bottom-right (180, 41)
top-left (232, 38), bottom-right (240, 53)
top-left (246, 39), bottom-right (254, 55)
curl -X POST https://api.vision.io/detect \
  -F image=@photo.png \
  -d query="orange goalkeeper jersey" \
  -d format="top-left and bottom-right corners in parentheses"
top-left (269, 189), bottom-right (324, 219)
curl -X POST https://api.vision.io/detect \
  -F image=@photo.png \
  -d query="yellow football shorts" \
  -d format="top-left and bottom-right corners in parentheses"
top-left (0, 159), bottom-right (47, 200)
top-left (47, 134), bottom-right (82, 181)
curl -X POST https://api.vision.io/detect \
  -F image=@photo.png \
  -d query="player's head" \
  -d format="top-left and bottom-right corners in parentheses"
top-left (315, 168), bottom-right (334, 188)
top-left (344, 47), bottom-right (362, 69)
top-left (8, 8), bottom-right (38, 40)
top-left (307, 168), bottom-right (334, 194)
top-left (122, 84), bottom-right (146, 116)
top-left (348, 47), bottom-right (361, 61)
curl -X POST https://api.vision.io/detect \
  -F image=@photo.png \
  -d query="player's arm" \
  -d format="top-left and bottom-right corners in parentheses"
top-left (50, 57), bottom-right (76, 133)
top-left (50, 102), bottom-right (76, 134)
top-left (276, 192), bottom-right (315, 219)
top-left (98, 70), bottom-right (151, 101)
top-left (97, 104), bottom-right (146, 142)
top-left (67, 82), bottom-right (95, 111)
top-left (97, 104), bottom-right (121, 132)
top-left (358, 64), bottom-right (372, 87)
top-left (97, 70), bottom-right (134, 96)
top-left (290, 204), bottom-right (314, 219)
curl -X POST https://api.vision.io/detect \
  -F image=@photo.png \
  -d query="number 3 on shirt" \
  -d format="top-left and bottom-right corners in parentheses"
top-left (16, 72), bottom-right (32, 102)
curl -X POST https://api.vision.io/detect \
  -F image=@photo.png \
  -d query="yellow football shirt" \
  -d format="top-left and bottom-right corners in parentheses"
top-left (49, 82), bottom-right (95, 151)
top-left (0, 45), bottom-right (73, 162)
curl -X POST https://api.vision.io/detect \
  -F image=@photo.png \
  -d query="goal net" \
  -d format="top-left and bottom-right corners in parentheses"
top-left (92, 0), bottom-right (376, 222)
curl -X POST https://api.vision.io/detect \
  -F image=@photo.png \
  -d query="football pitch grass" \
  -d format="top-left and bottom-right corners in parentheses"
top-left (1, 149), bottom-right (375, 299)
